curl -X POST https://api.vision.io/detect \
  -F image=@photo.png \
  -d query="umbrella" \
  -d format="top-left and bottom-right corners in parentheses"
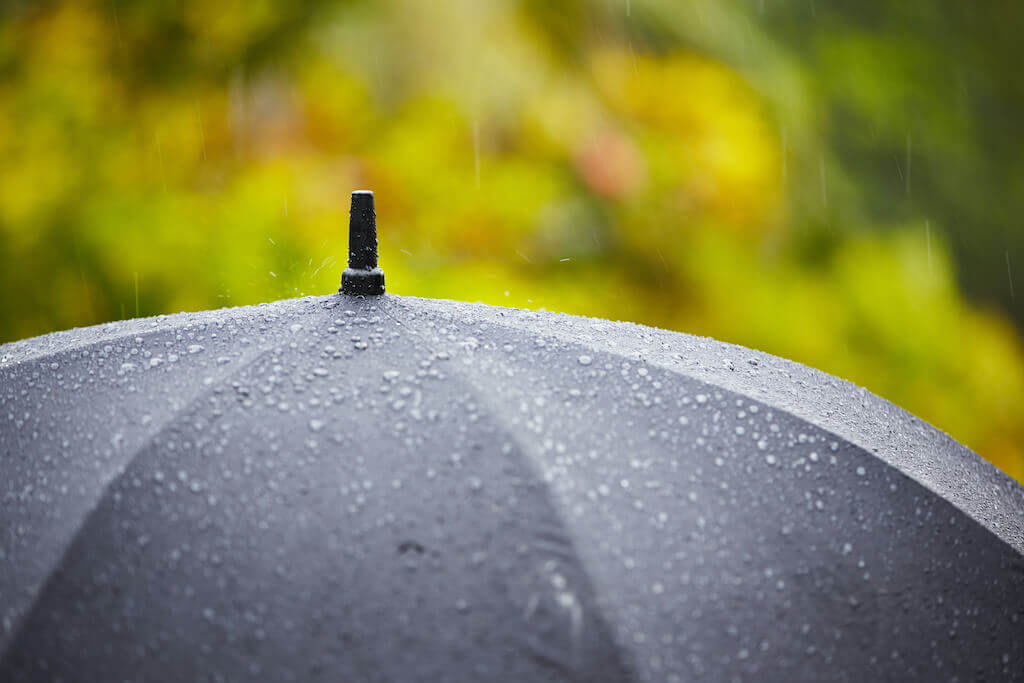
top-left (1, 192), bottom-right (1022, 682)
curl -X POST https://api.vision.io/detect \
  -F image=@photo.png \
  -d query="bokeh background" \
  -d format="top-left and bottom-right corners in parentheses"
top-left (2, 0), bottom-right (1024, 481)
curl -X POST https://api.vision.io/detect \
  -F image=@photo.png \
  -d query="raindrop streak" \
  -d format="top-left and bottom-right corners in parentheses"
top-left (1007, 251), bottom-right (1015, 300)
top-left (69, 228), bottom-right (94, 320)
top-left (473, 119), bottom-right (481, 189)
top-left (781, 126), bottom-right (788, 184)
top-left (925, 221), bottom-right (933, 277)
top-left (655, 246), bottom-right (667, 270)
top-left (155, 131), bottom-right (167, 192)
top-left (112, 7), bottom-right (123, 50)
top-left (134, 272), bottom-right (139, 318)
top-left (195, 100), bottom-right (207, 161)
top-left (905, 134), bottom-right (913, 196)
top-left (819, 155), bottom-right (828, 208)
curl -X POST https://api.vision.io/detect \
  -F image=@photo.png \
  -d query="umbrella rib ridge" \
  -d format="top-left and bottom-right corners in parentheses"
top-left (394, 296), bottom-right (1024, 555)
top-left (0, 346), bottom-right (276, 666)
top-left (381, 299), bottom-right (643, 681)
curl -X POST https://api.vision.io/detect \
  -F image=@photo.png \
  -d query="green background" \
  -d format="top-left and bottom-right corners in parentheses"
top-left (3, 0), bottom-right (1024, 481)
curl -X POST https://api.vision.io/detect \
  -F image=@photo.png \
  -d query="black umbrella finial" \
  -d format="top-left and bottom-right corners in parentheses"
top-left (341, 190), bottom-right (385, 295)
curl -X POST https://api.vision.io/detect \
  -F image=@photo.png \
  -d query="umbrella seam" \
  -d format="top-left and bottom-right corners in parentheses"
top-left (0, 346), bottom-right (277, 665)
top-left (394, 296), bottom-right (1024, 555)
top-left (383, 300), bottom-right (644, 680)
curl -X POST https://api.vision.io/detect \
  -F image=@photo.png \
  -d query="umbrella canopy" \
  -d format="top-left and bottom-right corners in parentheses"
top-left (3, 294), bottom-right (1023, 681)
top-left (2, 194), bottom-right (1023, 681)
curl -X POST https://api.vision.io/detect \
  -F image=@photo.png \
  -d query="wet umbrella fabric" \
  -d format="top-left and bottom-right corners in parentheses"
top-left (1, 294), bottom-right (1022, 682)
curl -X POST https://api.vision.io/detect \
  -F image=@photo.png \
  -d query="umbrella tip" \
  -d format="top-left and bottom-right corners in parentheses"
top-left (340, 190), bottom-right (385, 296)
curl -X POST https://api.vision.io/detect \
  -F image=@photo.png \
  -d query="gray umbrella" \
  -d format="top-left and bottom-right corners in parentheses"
top-left (1, 193), bottom-right (1022, 682)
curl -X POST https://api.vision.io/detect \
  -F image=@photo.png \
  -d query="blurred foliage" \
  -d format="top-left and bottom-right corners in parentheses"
top-left (1, 0), bottom-right (1023, 480)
